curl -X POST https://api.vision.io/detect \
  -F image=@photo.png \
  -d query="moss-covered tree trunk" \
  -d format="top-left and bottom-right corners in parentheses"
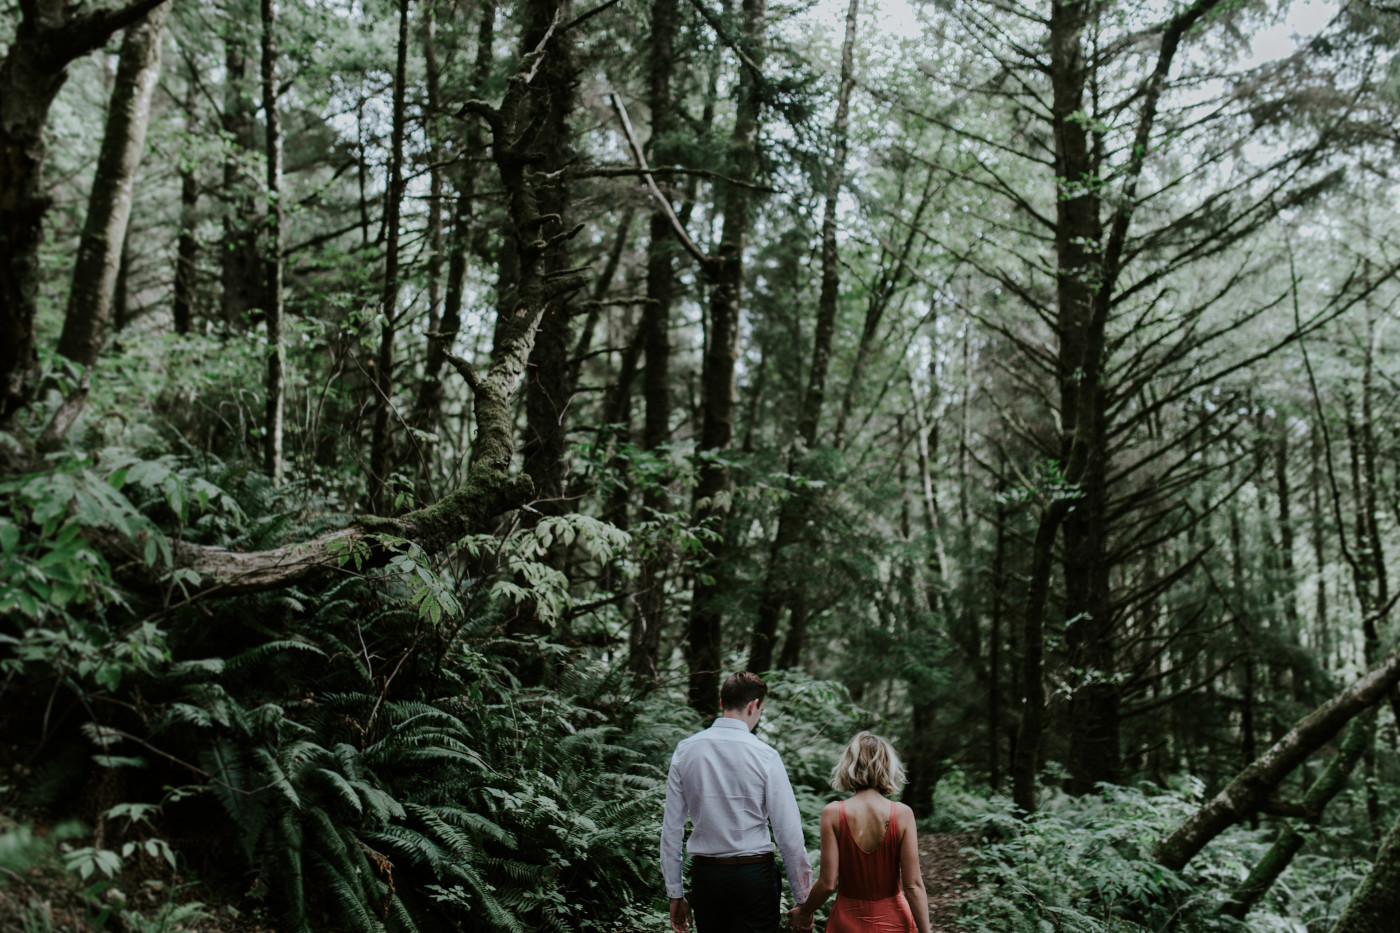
top-left (260, 0), bottom-right (285, 484)
top-left (0, 0), bottom-right (170, 426)
top-left (367, 0), bottom-right (412, 512)
top-left (1156, 647), bottom-right (1400, 871)
top-left (1225, 709), bottom-right (1376, 918)
top-left (1331, 801), bottom-right (1400, 933)
top-left (686, 0), bottom-right (765, 715)
top-left (57, 2), bottom-right (169, 367)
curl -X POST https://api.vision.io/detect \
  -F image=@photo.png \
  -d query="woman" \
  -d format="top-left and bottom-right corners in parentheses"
top-left (787, 733), bottom-right (930, 933)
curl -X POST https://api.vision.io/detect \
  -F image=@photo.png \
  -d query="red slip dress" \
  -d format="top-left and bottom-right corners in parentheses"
top-left (825, 799), bottom-right (917, 933)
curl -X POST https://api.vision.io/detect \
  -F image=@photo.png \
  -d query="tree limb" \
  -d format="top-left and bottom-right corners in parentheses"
top-left (606, 92), bottom-right (713, 269)
top-left (50, 0), bottom-right (172, 67)
top-left (1155, 644), bottom-right (1400, 871)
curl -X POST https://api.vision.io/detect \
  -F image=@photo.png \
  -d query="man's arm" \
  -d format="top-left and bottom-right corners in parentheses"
top-left (660, 751), bottom-right (688, 900)
top-left (766, 752), bottom-right (813, 904)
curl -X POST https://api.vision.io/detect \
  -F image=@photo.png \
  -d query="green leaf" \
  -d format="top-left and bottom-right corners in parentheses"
top-left (93, 755), bottom-right (148, 769)
top-left (95, 663), bottom-right (122, 692)
top-left (162, 474), bottom-right (187, 520)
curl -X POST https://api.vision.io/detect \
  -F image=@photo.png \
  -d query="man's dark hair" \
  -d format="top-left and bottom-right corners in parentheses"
top-left (720, 671), bottom-right (768, 711)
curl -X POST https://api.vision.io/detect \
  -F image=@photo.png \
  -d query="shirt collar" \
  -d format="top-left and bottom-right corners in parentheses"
top-left (711, 717), bottom-right (750, 732)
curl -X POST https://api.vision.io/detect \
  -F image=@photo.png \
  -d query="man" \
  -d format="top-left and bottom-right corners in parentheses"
top-left (660, 671), bottom-right (813, 933)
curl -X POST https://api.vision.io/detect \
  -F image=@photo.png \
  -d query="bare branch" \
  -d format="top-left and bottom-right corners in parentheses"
top-left (428, 332), bottom-right (481, 394)
top-left (606, 92), bottom-right (713, 269)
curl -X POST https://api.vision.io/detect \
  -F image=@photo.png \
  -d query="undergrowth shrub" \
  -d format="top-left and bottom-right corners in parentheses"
top-left (1, 373), bottom-right (884, 933)
top-left (139, 549), bottom-right (695, 932)
top-left (940, 780), bottom-right (1369, 933)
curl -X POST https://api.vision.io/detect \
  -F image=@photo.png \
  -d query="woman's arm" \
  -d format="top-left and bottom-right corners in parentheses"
top-left (788, 803), bottom-right (840, 930)
top-left (897, 804), bottom-right (930, 933)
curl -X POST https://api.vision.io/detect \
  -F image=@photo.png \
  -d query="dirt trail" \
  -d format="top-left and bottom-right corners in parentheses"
top-left (920, 832), bottom-right (976, 931)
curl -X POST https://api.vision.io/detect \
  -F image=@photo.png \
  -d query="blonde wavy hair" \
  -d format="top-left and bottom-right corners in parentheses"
top-left (830, 732), bottom-right (905, 796)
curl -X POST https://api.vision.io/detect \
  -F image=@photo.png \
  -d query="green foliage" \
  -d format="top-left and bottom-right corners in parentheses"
top-left (159, 640), bottom-right (686, 932)
top-left (0, 453), bottom-right (164, 619)
top-left (946, 782), bottom-right (1368, 932)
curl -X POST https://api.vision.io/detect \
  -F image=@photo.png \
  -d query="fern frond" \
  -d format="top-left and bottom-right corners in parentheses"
top-left (434, 806), bottom-right (516, 848)
top-left (306, 849), bottom-right (381, 933)
top-left (308, 766), bottom-right (364, 817)
top-left (225, 639), bottom-right (328, 676)
top-left (361, 825), bottom-right (452, 876)
top-left (251, 746), bottom-right (302, 810)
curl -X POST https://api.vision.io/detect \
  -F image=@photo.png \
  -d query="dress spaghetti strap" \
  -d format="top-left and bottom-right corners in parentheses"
top-left (825, 798), bottom-right (916, 932)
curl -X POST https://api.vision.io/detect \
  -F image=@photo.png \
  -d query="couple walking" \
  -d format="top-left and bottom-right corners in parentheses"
top-left (660, 672), bottom-right (930, 933)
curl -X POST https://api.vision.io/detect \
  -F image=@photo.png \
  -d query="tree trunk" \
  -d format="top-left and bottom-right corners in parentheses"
top-left (687, 0), bottom-right (766, 715)
top-left (989, 485), bottom-right (1008, 791)
top-left (404, 0), bottom-right (445, 496)
top-left (367, 0), bottom-right (412, 512)
top-left (0, 0), bottom-right (172, 424)
top-left (627, 0), bottom-right (679, 681)
top-left (57, 2), bottom-right (168, 367)
top-left (408, 0), bottom-right (497, 481)
top-left (1012, 498), bottom-right (1069, 813)
top-left (172, 66), bottom-right (200, 337)
top-left (1156, 645), bottom-right (1400, 871)
top-left (1225, 709), bottom-right (1376, 918)
top-left (1331, 800), bottom-right (1400, 933)
top-left (1041, 0), bottom-right (1226, 799)
top-left (112, 226), bottom-right (133, 334)
top-left (1047, 0), bottom-right (1120, 797)
top-left (220, 5), bottom-right (261, 328)
top-left (1310, 418), bottom-right (1330, 666)
top-left (1228, 482), bottom-right (1257, 777)
top-left (748, 0), bottom-right (858, 674)
top-left (422, 0), bottom-right (444, 347)
top-left (1275, 420), bottom-right (1299, 648)
top-left (568, 211), bottom-right (632, 397)
top-left (260, 0), bottom-right (285, 485)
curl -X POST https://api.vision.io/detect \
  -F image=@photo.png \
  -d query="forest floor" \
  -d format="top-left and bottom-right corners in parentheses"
top-left (0, 816), bottom-right (981, 932)
top-left (920, 832), bottom-right (978, 930)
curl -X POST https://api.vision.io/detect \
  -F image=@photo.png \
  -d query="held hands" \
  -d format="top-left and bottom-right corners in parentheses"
top-left (786, 905), bottom-right (814, 931)
top-left (669, 897), bottom-right (693, 933)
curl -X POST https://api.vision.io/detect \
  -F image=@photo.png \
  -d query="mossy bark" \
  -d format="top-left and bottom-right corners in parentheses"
top-left (1225, 709), bottom-right (1376, 917)
top-left (1331, 803), bottom-right (1400, 933)
top-left (1156, 652), bottom-right (1400, 871)
top-left (0, 0), bottom-right (171, 425)
top-left (57, 2), bottom-right (169, 367)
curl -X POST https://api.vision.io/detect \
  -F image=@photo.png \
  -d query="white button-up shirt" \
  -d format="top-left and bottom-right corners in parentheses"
top-left (659, 716), bottom-right (812, 902)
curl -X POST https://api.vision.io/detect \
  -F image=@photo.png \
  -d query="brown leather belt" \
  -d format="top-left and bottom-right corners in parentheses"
top-left (692, 852), bottom-right (774, 866)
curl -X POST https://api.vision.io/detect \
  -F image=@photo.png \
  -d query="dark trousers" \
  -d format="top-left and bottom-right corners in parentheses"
top-left (690, 859), bottom-right (782, 933)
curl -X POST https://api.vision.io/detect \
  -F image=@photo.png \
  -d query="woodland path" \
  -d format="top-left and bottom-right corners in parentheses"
top-left (921, 832), bottom-right (977, 930)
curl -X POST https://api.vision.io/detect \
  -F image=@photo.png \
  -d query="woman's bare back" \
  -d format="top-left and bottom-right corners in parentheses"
top-left (841, 789), bottom-right (896, 852)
